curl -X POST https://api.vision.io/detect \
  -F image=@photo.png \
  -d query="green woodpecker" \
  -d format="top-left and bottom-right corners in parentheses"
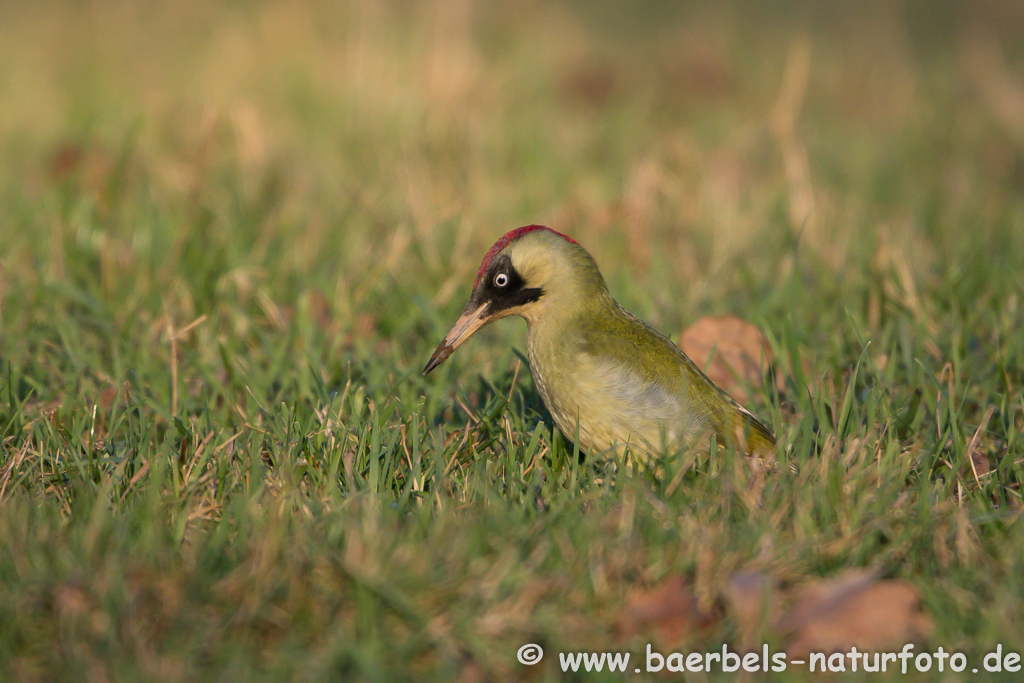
top-left (423, 225), bottom-right (775, 460)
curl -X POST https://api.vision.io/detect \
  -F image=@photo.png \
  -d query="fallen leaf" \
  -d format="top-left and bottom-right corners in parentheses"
top-left (560, 59), bottom-right (617, 107)
top-left (780, 569), bottom-right (933, 658)
top-left (98, 383), bottom-right (122, 410)
top-left (657, 46), bottom-right (737, 101)
top-left (964, 406), bottom-right (995, 486)
top-left (722, 571), bottom-right (780, 649)
top-left (342, 312), bottom-right (378, 348)
top-left (304, 289), bottom-right (333, 331)
top-left (455, 658), bottom-right (489, 683)
top-left (680, 315), bottom-right (780, 404)
top-left (49, 142), bottom-right (112, 188)
top-left (615, 575), bottom-right (718, 646)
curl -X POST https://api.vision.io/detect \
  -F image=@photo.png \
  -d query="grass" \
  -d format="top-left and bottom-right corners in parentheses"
top-left (1, 0), bottom-right (1023, 680)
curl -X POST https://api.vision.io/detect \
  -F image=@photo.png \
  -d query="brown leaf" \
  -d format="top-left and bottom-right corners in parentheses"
top-left (615, 575), bottom-right (718, 646)
top-left (560, 59), bottom-right (617, 107)
top-left (49, 142), bottom-right (113, 188)
top-left (780, 569), bottom-right (933, 658)
top-left (341, 312), bottom-right (379, 348)
top-left (354, 312), bottom-right (377, 340)
top-left (722, 571), bottom-right (780, 649)
top-left (680, 315), bottom-right (780, 404)
top-left (967, 448), bottom-right (992, 483)
top-left (964, 405), bottom-right (995, 486)
top-left (304, 289), bottom-right (333, 331)
top-left (657, 46), bottom-right (737, 101)
top-left (98, 383), bottom-right (122, 410)
top-left (454, 658), bottom-right (490, 683)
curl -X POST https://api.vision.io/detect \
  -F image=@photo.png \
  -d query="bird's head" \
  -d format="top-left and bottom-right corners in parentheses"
top-left (423, 225), bottom-right (606, 374)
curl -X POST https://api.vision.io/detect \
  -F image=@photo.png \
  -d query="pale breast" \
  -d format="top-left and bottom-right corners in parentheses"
top-left (528, 340), bottom-right (700, 458)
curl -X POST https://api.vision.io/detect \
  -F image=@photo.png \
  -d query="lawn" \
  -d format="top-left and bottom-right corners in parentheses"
top-left (1, 1), bottom-right (1023, 680)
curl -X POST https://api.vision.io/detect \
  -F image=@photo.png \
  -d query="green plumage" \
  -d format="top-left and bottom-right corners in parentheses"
top-left (425, 226), bottom-right (776, 461)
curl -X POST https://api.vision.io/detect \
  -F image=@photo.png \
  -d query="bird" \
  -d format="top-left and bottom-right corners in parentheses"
top-left (423, 225), bottom-right (775, 461)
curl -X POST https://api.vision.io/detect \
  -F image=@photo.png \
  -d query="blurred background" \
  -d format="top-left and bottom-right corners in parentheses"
top-left (1, 0), bottom-right (1023, 370)
top-left (2, 5), bottom-right (1023, 678)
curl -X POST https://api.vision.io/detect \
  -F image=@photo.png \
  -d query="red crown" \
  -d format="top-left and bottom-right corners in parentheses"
top-left (474, 225), bottom-right (578, 288)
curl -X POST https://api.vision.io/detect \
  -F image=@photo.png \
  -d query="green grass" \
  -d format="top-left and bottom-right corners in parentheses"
top-left (1, 1), bottom-right (1023, 680)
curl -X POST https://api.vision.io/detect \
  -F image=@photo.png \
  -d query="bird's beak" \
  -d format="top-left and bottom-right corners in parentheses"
top-left (423, 301), bottom-right (491, 374)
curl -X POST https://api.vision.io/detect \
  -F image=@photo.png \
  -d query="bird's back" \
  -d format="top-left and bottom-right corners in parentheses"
top-left (530, 298), bottom-right (774, 459)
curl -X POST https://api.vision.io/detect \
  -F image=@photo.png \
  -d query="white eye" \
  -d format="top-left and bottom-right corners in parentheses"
top-left (494, 272), bottom-right (509, 287)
